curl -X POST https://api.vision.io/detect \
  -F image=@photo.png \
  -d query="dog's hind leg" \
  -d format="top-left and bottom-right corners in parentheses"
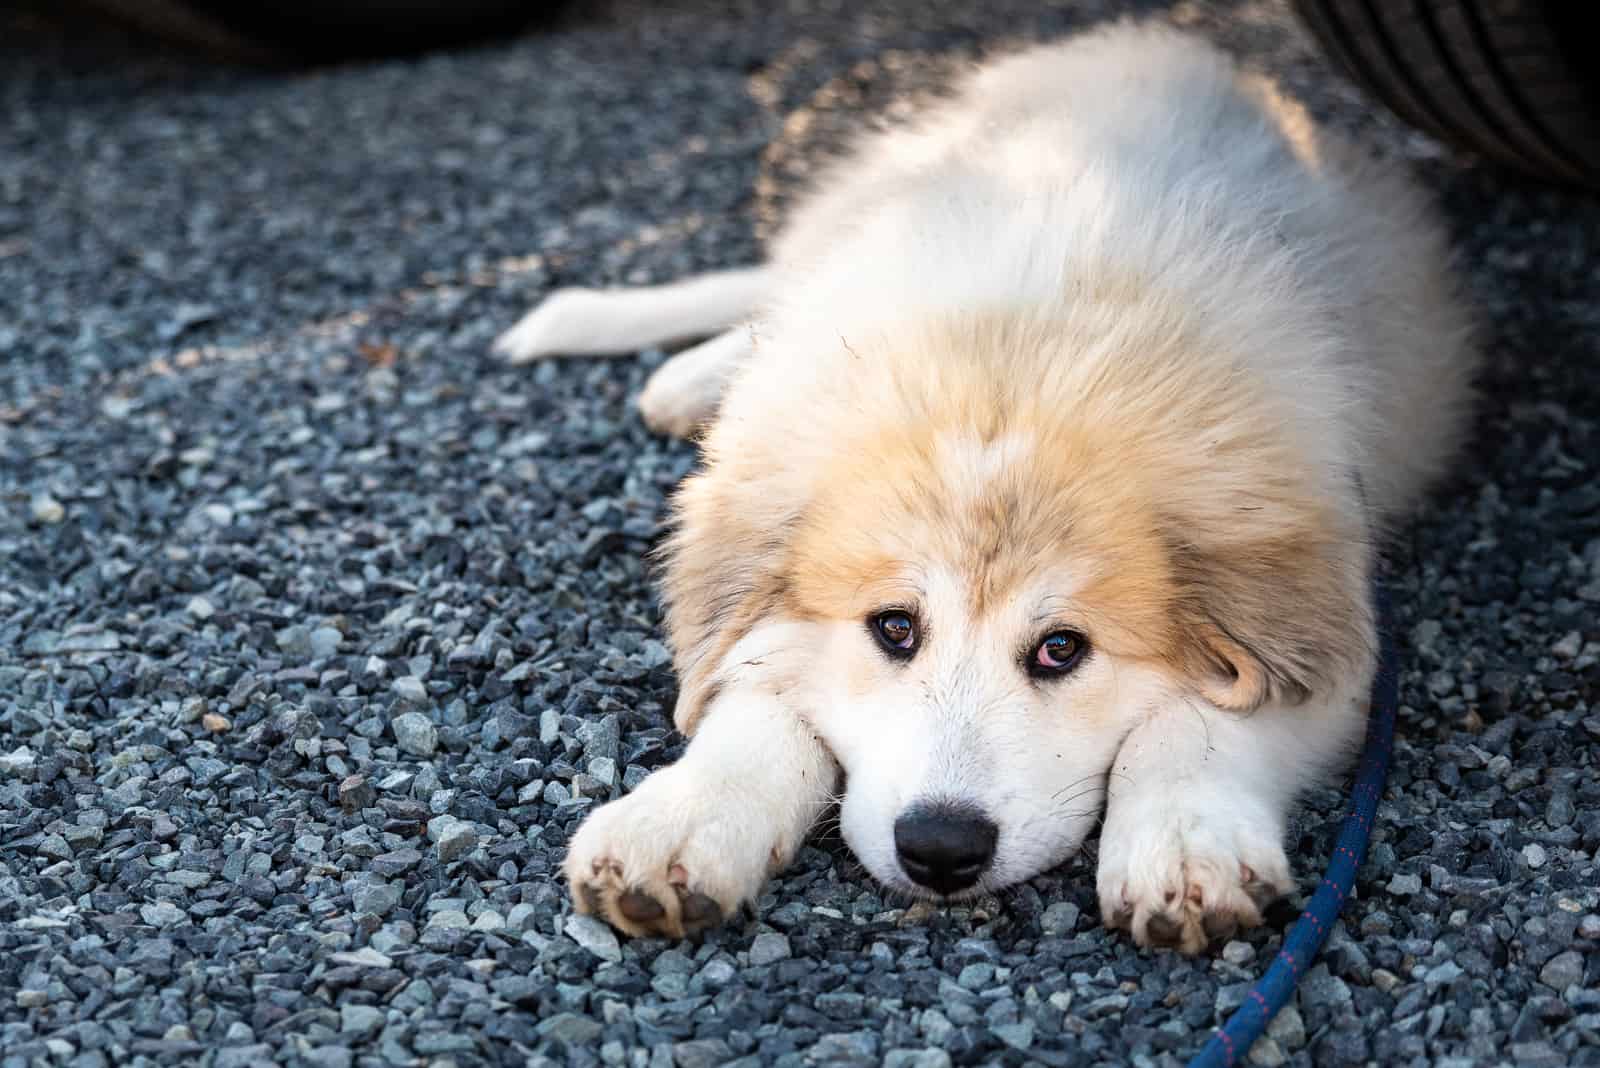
top-left (492, 265), bottom-right (772, 363)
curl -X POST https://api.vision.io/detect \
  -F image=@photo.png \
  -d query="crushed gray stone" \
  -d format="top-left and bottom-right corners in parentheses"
top-left (2, 1), bottom-right (1596, 1067)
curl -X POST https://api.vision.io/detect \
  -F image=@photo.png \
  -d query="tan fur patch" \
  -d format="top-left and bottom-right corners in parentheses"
top-left (661, 297), bottom-right (1377, 728)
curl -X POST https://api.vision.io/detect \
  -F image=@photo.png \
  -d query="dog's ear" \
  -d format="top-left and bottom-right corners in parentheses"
top-left (1170, 525), bottom-right (1374, 713)
top-left (655, 462), bottom-right (798, 735)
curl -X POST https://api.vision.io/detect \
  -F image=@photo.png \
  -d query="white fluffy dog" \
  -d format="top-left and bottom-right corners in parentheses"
top-left (495, 22), bottom-right (1475, 952)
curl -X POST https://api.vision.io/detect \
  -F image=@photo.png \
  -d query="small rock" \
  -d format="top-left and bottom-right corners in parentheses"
top-left (339, 774), bottom-right (376, 812)
top-left (587, 756), bottom-right (617, 788)
top-left (352, 881), bottom-right (403, 917)
top-left (427, 815), bottom-right (478, 862)
top-left (957, 963), bottom-right (994, 990)
top-left (1540, 950), bottom-right (1583, 991)
top-left (392, 676), bottom-right (429, 706)
top-left (140, 902), bottom-right (186, 927)
top-left (309, 626), bottom-right (343, 658)
top-left (1222, 940), bottom-right (1256, 965)
top-left (202, 712), bottom-right (231, 733)
top-left (672, 1039), bottom-right (732, 1068)
top-left (392, 712), bottom-right (437, 757)
top-left (37, 834), bottom-right (71, 861)
top-left (575, 714), bottom-right (621, 765)
top-left (1386, 872), bottom-right (1422, 896)
top-left (1523, 843), bottom-right (1548, 869)
top-left (187, 596), bottom-right (215, 620)
top-left (1268, 1005), bottom-right (1306, 1049)
top-left (749, 932), bottom-right (792, 966)
top-left (329, 947), bottom-right (393, 968)
top-left (1425, 960), bottom-right (1464, 991)
top-left (1298, 965), bottom-right (1351, 1011)
top-left (1248, 1036), bottom-right (1286, 1067)
top-left (883, 1052), bottom-right (952, 1068)
top-left (1040, 902), bottom-right (1080, 936)
top-left (1510, 1042), bottom-right (1567, 1068)
top-left (340, 1004), bottom-right (385, 1037)
top-left (187, 758), bottom-right (228, 787)
top-left (370, 849), bottom-right (422, 877)
top-left (564, 915), bottom-right (623, 963)
top-left (993, 1022), bottom-right (1033, 1050)
top-left (0, 746), bottom-right (36, 777)
top-left (538, 1013), bottom-right (603, 1044)
top-left (303, 1048), bottom-right (351, 1068)
top-left (30, 494), bottom-right (65, 524)
top-left (1371, 968), bottom-right (1401, 993)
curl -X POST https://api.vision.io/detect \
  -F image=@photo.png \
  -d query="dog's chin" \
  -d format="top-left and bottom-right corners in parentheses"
top-left (865, 874), bottom-right (983, 906)
top-left (855, 854), bottom-right (1069, 905)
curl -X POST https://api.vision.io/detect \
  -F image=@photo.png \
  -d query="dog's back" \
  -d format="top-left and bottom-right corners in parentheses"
top-left (768, 22), bottom-right (1477, 524)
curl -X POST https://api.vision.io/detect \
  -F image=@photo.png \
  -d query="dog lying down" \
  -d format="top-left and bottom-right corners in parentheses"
top-left (496, 22), bottom-right (1476, 952)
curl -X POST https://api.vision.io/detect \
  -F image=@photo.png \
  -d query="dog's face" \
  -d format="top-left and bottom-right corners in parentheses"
top-left (801, 563), bottom-right (1171, 898)
top-left (660, 314), bottom-right (1369, 901)
top-left (785, 425), bottom-right (1185, 899)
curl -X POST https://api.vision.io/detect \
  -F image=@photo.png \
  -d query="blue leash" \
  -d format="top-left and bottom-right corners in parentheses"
top-left (1187, 581), bottom-right (1399, 1068)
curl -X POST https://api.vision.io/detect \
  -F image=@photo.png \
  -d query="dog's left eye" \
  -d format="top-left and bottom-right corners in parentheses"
top-left (1031, 631), bottom-right (1087, 676)
top-left (870, 611), bottom-right (918, 659)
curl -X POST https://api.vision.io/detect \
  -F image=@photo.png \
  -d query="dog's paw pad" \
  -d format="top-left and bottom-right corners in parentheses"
top-left (676, 889), bottom-right (724, 932)
top-left (570, 858), bottom-right (737, 940)
top-left (616, 889), bottom-right (666, 924)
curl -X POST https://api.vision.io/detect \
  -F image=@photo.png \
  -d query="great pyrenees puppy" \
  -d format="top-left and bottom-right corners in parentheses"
top-left (495, 22), bottom-right (1475, 952)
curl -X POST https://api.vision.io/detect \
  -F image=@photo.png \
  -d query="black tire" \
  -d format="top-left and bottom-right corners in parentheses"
top-left (77, 0), bottom-right (565, 63)
top-left (1292, 0), bottom-right (1600, 191)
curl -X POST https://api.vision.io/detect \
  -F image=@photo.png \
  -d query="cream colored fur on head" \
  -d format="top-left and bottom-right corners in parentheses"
top-left (499, 22), bottom-right (1476, 951)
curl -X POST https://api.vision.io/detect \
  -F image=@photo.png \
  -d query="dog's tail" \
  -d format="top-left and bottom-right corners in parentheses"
top-left (492, 266), bottom-right (772, 363)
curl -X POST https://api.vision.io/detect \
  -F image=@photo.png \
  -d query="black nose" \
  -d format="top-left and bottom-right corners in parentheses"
top-left (894, 804), bottom-right (998, 895)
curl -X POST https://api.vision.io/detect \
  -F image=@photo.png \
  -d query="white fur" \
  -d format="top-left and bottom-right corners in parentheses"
top-left (523, 23), bottom-right (1475, 949)
top-left (807, 564), bottom-right (1137, 899)
top-left (492, 265), bottom-right (770, 362)
top-left (564, 622), bottom-right (838, 936)
top-left (636, 328), bottom-right (755, 437)
top-left (1095, 672), bottom-right (1370, 952)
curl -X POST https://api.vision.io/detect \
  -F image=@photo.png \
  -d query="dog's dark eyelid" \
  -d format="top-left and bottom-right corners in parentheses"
top-left (1024, 629), bottom-right (1089, 678)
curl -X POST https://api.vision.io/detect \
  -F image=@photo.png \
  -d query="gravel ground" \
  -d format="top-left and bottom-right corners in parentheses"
top-left (3, 1), bottom-right (1598, 1066)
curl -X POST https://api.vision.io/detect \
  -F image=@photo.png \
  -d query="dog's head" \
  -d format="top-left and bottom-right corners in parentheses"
top-left (658, 309), bottom-right (1368, 899)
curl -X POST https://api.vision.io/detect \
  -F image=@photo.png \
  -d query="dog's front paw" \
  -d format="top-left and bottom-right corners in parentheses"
top-left (563, 766), bottom-right (783, 939)
top-left (1096, 789), bottom-right (1292, 954)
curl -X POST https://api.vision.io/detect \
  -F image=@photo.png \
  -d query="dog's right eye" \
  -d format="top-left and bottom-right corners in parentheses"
top-left (870, 611), bottom-right (918, 659)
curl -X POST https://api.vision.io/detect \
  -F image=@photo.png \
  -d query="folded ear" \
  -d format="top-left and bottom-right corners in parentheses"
top-left (1170, 523), bottom-right (1375, 714)
top-left (655, 461), bottom-right (800, 736)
